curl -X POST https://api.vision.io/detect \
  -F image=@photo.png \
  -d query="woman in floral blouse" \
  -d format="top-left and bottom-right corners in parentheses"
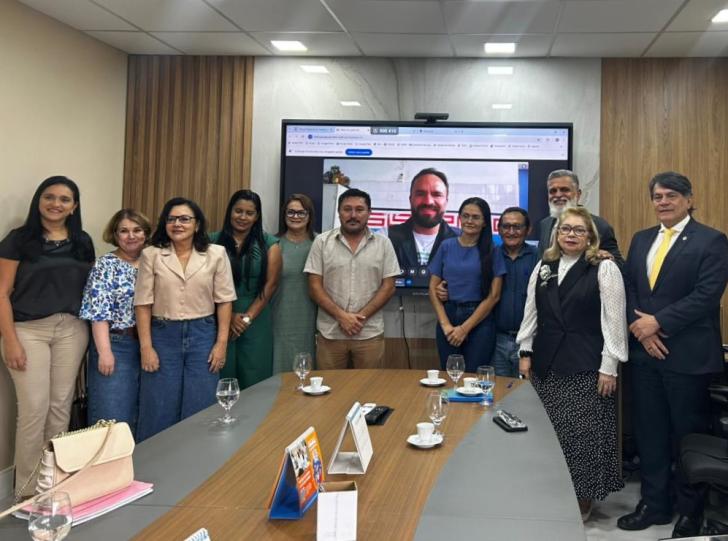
top-left (80, 209), bottom-right (151, 437)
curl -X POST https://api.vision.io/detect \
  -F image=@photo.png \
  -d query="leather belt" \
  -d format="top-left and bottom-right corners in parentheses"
top-left (109, 326), bottom-right (138, 339)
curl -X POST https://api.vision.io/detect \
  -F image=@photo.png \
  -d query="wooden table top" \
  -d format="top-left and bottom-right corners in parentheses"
top-left (133, 369), bottom-right (521, 540)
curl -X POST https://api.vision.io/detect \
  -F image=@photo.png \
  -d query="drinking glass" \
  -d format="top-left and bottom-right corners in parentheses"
top-left (28, 491), bottom-right (73, 541)
top-left (292, 352), bottom-right (312, 391)
top-left (215, 378), bottom-right (240, 424)
top-left (446, 354), bottom-right (465, 390)
top-left (477, 365), bottom-right (496, 407)
top-left (426, 391), bottom-right (449, 438)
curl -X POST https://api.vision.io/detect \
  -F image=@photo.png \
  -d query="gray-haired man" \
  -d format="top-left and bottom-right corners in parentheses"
top-left (537, 169), bottom-right (624, 266)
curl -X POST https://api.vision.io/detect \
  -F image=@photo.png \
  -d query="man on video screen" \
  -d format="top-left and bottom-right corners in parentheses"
top-left (388, 168), bottom-right (459, 288)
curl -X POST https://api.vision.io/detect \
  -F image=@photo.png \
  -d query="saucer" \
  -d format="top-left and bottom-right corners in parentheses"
top-left (420, 377), bottom-right (447, 387)
top-left (302, 385), bottom-right (331, 395)
top-left (456, 386), bottom-right (483, 396)
top-left (407, 434), bottom-right (443, 449)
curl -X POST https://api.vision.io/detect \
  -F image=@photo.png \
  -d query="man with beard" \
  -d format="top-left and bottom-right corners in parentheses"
top-left (388, 168), bottom-right (459, 287)
top-left (305, 188), bottom-right (400, 369)
top-left (537, 169), bottom-right (623, 266)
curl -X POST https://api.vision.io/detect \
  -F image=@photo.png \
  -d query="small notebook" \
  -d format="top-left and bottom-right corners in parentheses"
top-left (14, 480), bottom-right (154, 526)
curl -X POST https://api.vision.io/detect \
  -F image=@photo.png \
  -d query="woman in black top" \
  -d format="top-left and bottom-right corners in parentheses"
top-left (0, 176), bottom-right (95, 497)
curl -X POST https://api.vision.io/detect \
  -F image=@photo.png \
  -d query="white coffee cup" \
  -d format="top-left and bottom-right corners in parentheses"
top-left (463, 377), bottom-right (477, 388)
top-left (416, 422), bottom-right (434, 442)
top-left (310, 376), bottom-right (323, 391)
top-left (427, 370), bottom-right (439, 382)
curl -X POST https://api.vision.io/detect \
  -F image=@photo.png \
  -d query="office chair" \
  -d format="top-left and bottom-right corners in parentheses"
top-left (679, 368), bottom-right (728, 536)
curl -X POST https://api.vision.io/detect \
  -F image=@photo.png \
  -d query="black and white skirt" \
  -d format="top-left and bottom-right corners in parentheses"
top-left (531, 370), bottom-right (624, 501)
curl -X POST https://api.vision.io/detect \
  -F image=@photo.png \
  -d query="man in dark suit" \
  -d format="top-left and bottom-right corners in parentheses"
top-left (388, 168), bottom-right (458, 288)
top-left (618, 172), bottom-right (728, 537)
top-left (537, 169), bottom-right (623, 266)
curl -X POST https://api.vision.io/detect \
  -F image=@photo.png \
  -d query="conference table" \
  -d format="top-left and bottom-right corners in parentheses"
top-left (0, 370), bottom-right (585, 540)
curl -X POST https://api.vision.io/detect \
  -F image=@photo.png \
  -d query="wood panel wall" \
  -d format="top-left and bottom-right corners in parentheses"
top-left (123, 56), bottom-right (254, 229)
top-left (601, 58), bottom-right (728, 339)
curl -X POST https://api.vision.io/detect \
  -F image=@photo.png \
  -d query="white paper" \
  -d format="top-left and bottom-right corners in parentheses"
top-left (348, 405), bottom-right (373, 472)
top-left (184, 528), bottom-right (211, 541)
top-left (328, 403), bottom-right (374, 475)
top-left (317, 489), bottom-right (357, 541)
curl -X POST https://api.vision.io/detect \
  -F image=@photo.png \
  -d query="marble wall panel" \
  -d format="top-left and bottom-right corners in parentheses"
top-left (250, 57), bottom-right (601, 340)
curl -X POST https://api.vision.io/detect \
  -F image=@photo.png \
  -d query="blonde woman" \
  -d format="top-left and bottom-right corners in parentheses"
top-left (516, 206), bottom-right (627, 520)
top-left (80, 209), bottom-right (151, 437)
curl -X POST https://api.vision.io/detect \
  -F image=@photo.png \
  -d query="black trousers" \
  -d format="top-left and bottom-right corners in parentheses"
top-left (630, 352), bottom-right (712, 515)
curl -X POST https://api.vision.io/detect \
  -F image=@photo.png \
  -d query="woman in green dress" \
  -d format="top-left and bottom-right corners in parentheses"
top-left (272, 194), bottom-right (317, 374)
top-left (211, 190), bottom-right (281, 389)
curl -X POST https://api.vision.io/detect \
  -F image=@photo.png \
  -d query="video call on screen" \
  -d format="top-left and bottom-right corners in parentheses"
top-left (280, 121), bottom-right (573, 290)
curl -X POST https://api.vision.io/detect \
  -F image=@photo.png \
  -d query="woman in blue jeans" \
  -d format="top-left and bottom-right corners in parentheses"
top-left (428, 197), bottom-right (505, 373)
top-left (134, 198), bottom-right (236, 441)
top-left (80, 209), bottom-right (151, 437)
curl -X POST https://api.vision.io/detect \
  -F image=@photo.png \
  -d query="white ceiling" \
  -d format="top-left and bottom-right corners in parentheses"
top-left (18, 0), bottom-right (728, 57)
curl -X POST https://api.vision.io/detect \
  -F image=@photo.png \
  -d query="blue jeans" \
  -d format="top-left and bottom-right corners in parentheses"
top-left (88, 333), bottom-right (141, 437)
top-left (137, 316), bottom-right (219, 442)
top-left (436, 302), bottom-right (496, 373)
top-left (492, 332), bottom-right (519, 378)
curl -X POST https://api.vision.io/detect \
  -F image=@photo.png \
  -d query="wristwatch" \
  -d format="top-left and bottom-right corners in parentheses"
top-left (518, 350), bottom-right (533, 358)
top-left (242, 314), bottom-right (252, 325)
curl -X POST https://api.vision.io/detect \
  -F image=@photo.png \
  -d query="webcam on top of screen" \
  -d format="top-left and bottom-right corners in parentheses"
top-left (414, 112), bottom-right (449, 123)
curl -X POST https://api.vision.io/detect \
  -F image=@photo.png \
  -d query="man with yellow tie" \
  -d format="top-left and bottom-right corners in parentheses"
top-left (618, 172), bottom-right (728, 537)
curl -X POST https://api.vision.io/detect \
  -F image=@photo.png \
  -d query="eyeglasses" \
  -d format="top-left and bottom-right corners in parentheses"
top-left (166, 215), bottom-right (195, 224)
top-left (499, 223), bottom-right (526, 232)
top-left (557, 225), bottom-right (588, 237)
top-left (286, 209), bottom-right (309, 218)
top-left (460, 213), bottom-right (483, 223)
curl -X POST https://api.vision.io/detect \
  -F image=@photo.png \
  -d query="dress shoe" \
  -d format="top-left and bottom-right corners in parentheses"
top-left (578, 499), bottom-right (593, 522)
top-left (671, 514), bottom-right (701, 538)
top-left (617, 501), bottom-right (672, 531)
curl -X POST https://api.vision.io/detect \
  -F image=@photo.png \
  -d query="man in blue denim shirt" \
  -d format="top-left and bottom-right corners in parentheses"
top-left (493, 207), bottom-right (538, 377)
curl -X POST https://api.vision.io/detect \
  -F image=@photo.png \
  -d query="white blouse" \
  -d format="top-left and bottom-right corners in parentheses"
top-left (516, 254), bottom-right (628, 376)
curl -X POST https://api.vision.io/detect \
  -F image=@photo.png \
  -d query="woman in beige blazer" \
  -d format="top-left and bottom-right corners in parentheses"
top-left (134, 197), bottom-right (236, 441)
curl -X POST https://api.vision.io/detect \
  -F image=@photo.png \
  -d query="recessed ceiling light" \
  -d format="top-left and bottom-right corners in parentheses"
top-left (271, 40), bottom-right (307, 52)
top-left (301, 65), bottom-right (329, 74)
top-left (484, 42), bottom-right (516, 55)
top-left (340, 101), bottom-right (361, 107)
top-left (492, 103), bottom-right (513, 110)
top-left (712, 9), bottom-right (728, 22)
top-left (488, 66), bottom-right (514, 75)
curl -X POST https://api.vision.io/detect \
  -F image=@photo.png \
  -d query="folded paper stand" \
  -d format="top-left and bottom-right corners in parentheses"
top-left (317, 481), bottom-right (357, 541)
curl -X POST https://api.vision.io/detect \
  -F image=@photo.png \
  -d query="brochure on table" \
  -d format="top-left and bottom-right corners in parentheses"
top-left (328, 402), bottom-right (373, 475)
top-left (268, 426), bottom-right (325, 520)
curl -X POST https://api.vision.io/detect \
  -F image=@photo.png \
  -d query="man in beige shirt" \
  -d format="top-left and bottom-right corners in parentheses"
top-left (304, 188), bottom-right (400, 369)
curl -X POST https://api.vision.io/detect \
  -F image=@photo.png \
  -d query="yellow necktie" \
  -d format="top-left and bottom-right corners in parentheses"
top-left (649, 228), bottom-right (674, 289)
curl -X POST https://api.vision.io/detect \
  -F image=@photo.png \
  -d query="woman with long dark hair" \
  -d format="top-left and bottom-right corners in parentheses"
top-left (211, 190), bottom-right (281, 389)
top-left (134, 197), bottom-right (236, 441)
top-left (80, 209), bottom-right (151, 437)
top-left (428, 197), bottom-right (505, 372)
top-left (0, 176), bottom-right (95, 496)
top-left (271, 194), bottom-right (317, 374)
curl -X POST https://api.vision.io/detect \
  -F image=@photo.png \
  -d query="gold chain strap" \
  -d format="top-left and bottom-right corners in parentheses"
top-left (11, 420), bottom-right (116, 504)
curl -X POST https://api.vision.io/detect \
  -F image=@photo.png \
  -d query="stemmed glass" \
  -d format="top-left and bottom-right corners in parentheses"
top-left (426, 391), bottom-right (449, 439)
top-left (477, 365), bottom-right (495, 407)
top-left (215, 378), bottom-right (240, 424)
top-left (28, 491), bottom-right (73, 541)
top-left (446, 354), bottom-right (465, 391)
top-left (292, 352), bottom-right (312, 391)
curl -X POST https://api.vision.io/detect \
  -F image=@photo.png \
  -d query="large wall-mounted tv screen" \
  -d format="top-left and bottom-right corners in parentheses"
top-left (280, 120), bottom-right (572, 291)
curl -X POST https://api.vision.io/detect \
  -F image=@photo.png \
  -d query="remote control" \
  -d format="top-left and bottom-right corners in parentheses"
top-left (365, 406), bottom-right (391, 425)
